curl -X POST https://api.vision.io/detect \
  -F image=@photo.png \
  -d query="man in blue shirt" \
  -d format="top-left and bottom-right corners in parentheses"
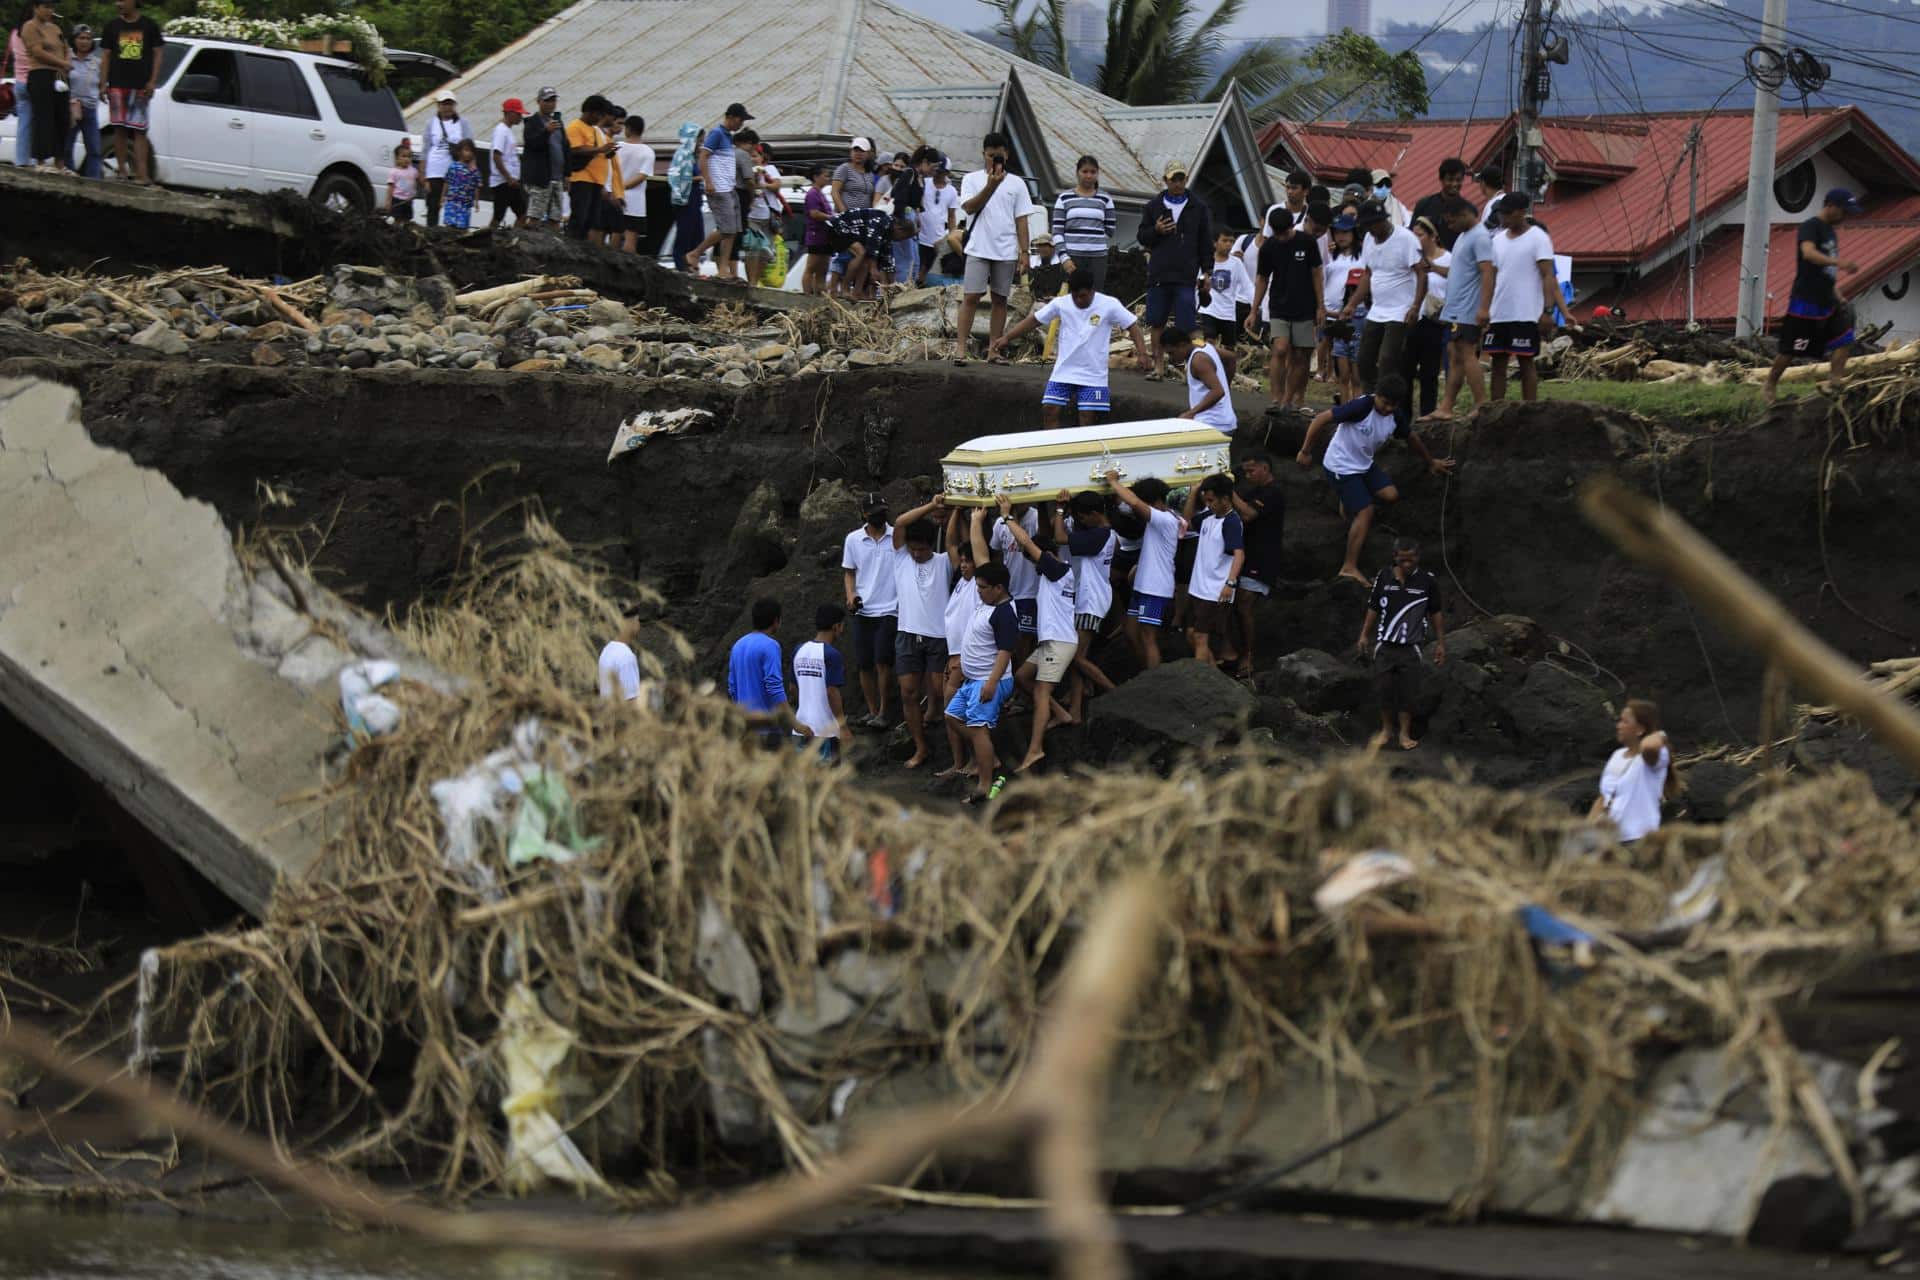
top-left (1424, 197), bottom-right (1491, 422)
top-left (1296, 373), bottom-right (1454, 585)
top-left (726, 596), bottom-right (795, 733)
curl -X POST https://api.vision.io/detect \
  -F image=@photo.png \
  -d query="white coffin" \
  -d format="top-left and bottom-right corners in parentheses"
top-left (939, 419), bottom-right (1234, 506)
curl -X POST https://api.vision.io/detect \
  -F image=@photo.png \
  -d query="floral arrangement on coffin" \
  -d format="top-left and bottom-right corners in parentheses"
top-left (165, 0), bottom-right (393, 85)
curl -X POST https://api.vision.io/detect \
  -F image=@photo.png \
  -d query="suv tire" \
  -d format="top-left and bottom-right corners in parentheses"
top-left (311, 168), bottom-right (371, 215)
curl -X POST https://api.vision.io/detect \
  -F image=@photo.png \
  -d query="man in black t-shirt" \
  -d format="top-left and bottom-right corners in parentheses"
top-left (1230, 451), bottom-right (1285, 678)
top-left (1411, 157), bottom-right (1468, 250)
top-left (1357, 535), bottom-right (1447, 751)
top-left (1246, 203), bottom-right (1326, 413)
top-left (1763, 187), bottom-right (1864, 403)
top-left (102, 0), bottom-right (164, 185)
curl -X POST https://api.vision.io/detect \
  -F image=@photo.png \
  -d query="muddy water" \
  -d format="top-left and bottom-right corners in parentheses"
top-left (0, 1205), bottom-right (1004, 1279)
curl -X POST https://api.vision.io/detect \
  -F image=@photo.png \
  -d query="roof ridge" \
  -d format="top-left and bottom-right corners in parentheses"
top-left (863, 0), bottom-right (1136, 113)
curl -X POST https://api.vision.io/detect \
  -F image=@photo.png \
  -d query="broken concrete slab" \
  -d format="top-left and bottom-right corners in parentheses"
top-left (0, 377), bottom-right (443, 914)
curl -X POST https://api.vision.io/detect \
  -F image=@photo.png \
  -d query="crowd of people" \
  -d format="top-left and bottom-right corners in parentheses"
top-left (7, 0), bottom-right (161, 181)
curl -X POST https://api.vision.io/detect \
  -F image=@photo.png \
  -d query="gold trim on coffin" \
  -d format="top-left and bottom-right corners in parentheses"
top-left (942, 430), bottom-right (1232, 467)
top-left (941, 443), bottom-right (1233, 505)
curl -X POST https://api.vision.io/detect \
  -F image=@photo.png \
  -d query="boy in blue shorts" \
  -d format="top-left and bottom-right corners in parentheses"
top-left (1106, 470), bottom-right (1186, 670)
top-left (1295, 373), bottom-right (1454, 585)
top-left (946, 561), bottom-right (1018, 805)
top-left (991, 268), bottom-right (1150, 426)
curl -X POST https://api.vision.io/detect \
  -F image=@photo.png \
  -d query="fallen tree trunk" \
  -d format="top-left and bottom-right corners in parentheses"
top-left (1741, 338), bottom-right (1920, 384)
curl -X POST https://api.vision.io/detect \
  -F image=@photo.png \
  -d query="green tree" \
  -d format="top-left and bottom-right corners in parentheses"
top-left (1290, 28), bottom-right (1430, 121)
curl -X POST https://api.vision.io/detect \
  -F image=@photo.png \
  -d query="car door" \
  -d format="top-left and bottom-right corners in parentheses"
top-left (161, 45), bottom-right (251, 190)
top-left (235, 51), bottom-right (322, 192)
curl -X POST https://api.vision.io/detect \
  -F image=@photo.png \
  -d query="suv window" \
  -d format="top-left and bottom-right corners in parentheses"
top-left (157, 43), bottom-right (187, 86)
top-left (241, 52), bottom-right (319, 119)
top-left (317, 65), bottom-right (406, 130)
top-left (174, 47), bottom-right (239, 106)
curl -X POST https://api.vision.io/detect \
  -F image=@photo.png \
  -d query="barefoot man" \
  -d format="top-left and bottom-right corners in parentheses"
top-left (890, 495), bottom-right (956, 770)
top-left (995, 494), bottom-right (1078, 772)
top-left (1762, 188), bottom-right (1865, 404)
top-left (1296, 372), bottom-right (1453, 585)
top-left (1357, 537), bottom-right (1447, 751)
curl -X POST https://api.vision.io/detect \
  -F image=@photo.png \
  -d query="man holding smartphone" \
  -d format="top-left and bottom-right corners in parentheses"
top-left (954, 131), bottom-right (1034, 366)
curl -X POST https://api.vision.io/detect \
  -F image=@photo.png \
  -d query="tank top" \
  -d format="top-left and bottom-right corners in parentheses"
top-left (1185, 345), bottom-right (1238, 434)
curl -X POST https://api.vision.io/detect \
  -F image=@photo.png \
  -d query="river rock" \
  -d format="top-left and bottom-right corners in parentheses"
top-left (584, 298), bottom-right (627, 326)
top-left (721, 368), bottom-right (751, 387)
top-left (246, 320), bottom-right (289, 343)
top-left (491, 297), bottom-right (539, 330)
top-left (772, 968), bottom-right (859, 1040)
top-left (1506, 661), bottom-right (1613, 758)
top-left (130, 319), bottom-right (188, 355)
top-left (340, 348), bottom-right (374, 369)
top-left (510, 357), bottom-right (564, 373)
top-left (1087, 659), bottom-right (1255, 762)
top-left (696, 897), bottom-right (762, 1014)
top-left (752, 342), bottom-right (792, 362)
top-left (1264, 648), bottom-right (1371, 713)
top-left (846, 349), bottom-right (885, 367)
top-left (250, 342), bottom-right (284, 367)
top-left (449, 331), bottom-right (491, 351)
top-left (535, 335), bottom-right (576, 354)
top-left (455, 350), bottom-right (483, 369)
top-left (46, 322), bottom-right (91, 338)
top-left (578, 343), bottom-right (624, 369)
top-left (221, 298), bottom-right (265, 326)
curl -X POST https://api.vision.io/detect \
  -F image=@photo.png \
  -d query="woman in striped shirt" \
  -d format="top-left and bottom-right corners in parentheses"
top-left (1051, 155), bottom-right (1118, 291)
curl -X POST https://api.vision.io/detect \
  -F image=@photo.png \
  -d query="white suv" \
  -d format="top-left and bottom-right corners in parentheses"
top-left (6, 35), bottom-right (419, 212)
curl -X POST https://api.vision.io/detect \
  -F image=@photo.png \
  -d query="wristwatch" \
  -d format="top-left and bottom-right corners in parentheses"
top-left (1226, 579), bottom-right (1239, 588)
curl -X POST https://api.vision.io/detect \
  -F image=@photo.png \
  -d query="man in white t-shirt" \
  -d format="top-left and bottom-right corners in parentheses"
top-left (988, 268), bottom-right (1149, 425)
top-left (490, 98), bottom-right (527, 229)
top-left (839, 493), bottom-right (899, 727)
top-left (918, 162), bottom-right (960, 284)
top-left (596, 609), bottom-right (644, 701)
top-left (1107, 471), bottom-right (1186, 670)
top-left (1480, 193), bottom-right (1559, 403)
top-left (792, 604), bottom-right (850, 763)
top-left (954, 130), bottom-right (1035, 364)
top-left (1295, 373), bottom-right (1454, 584)
top-left (889, 495), bottom-right (957, 771)
top-left (1340, 203), bottom-right (1425, 394)
top-left (613, 113), bottom-right (655, 255)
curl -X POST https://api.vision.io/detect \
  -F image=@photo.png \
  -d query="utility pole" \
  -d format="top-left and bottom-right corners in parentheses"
top-left (1686, 123), bottom-right (1702, 327)
top-left (1516, 0), bottom-right (1545, 199)
top-left (1735, 0), bottom-right (1789, 337)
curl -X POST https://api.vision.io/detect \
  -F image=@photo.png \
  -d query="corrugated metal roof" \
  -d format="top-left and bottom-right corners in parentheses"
top-left (1598, 215), bottom-right (1920, 326)
top-left (408, 0), bottom-right (1187, 195)
top-left (1262, 117), bottom-right (1510, 191)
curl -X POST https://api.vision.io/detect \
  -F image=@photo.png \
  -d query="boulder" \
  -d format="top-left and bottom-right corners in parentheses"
top-left (721, 368), bottom-right (752, 387)
top-left (798, 480), bottom-right (864, 553)
top-left (702, 480), bottom-right (790, 592)
top-left (1264, 647), bottom-right (1371, 713)
top-left (1087, 659), bottom-right (1255, 762)
top-left (490, 297), bottom-right (540, 330)
top-left (1506, 661), bottom-right (1612, 759)
top-left (584, 298), bottom-right (628, 326)
top-left (249, 342), bottom-right (284, 367)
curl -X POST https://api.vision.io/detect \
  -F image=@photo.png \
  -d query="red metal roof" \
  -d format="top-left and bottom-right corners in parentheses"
top-left (1593, 216), bottom-right (1920, 327)
top-left (1260, 107), bottom-right (1920, 265)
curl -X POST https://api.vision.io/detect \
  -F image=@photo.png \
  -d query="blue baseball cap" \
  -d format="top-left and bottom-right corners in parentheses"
top-left (1826, 187), bottom-right (1866, 214)
top-left (1331, 214), bottom-right (1357, 231)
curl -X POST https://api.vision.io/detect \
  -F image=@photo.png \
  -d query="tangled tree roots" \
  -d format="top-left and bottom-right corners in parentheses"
top-left (105, 517), bottom-right (1920, 1205)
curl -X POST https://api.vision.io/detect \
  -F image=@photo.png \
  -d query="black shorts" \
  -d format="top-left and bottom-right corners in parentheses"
top-left (622, 213), bottom-right (647, 233)
top-left (1446, 321), bottom-right (1482, 347)
top-left (1201, 313), bottom-right (1239, 342)
top-left (596, 199), bottom-right (626, 233)
top-left (850, 614), bottom-right (898, 671)
top-left (1482, 320), bottom-right (1539, 358)
top-left (1778, 306), bottom-right (1853, 358)
top-left (1373, 642), bottom-right (1424, 714)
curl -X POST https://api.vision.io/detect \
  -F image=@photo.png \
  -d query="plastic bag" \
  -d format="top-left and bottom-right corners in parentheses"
top-left (760, 233), bottom-right (789, 288)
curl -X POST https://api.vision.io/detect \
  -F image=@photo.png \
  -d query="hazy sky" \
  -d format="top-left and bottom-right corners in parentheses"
top-left (915, 0), bottom-right (1520, 40)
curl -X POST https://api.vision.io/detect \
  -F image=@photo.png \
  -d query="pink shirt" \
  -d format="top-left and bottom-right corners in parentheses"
top-left (8, 30), bottom-right (28, 81)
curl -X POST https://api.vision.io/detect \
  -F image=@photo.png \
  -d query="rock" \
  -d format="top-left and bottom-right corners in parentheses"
top-left (46, 322), bottom-right (91, 338)
top-left (1263, 648), bottom-right (1371, 713)
top-left (40, 307), bottom-right (86, 325)
top-left (584, 298), bottom-right (627, 326)
top-left (752, 342), bottom-right (792, 362)
top-left (700, 1026), bottom-right (769, 1146)
top-left (194, 323), bottom-right (223, 341)
top-left (829, 949), bottom-right (905, 1000)
top-left (578, 343), bottom-right (624, 369)
top-left (1680, 760), bottom-right (1757, 823)
top-left (455, 350), bottom-right (483, 369)
top-left (721, 368), bottom-right (751, 388)
top-left (221, 298), bottom-right (265, 326)
top-left (509, 357), bottom-right (565, 373)
top-left (246, 320), bottom-right (289, 342)
top-left (846, 348), bottom-right (885, 367)
top-left (1087, 660), bottom-right (1256, 761)
top-left (702, 479), bottom-right (790, 591)
top-left (324, 323), bottom-right (355, 346)
top-left (340, 348), bottom-right (374, 369)
top-left (535, 335), bottom-right (576, 354)
top-left (798, 480), bottom-right (863, 552)
top-left (1506, 661), bottom-right (1612, 758)
top-left (129, 319), bottom-right (188, 355)
top-left (798, 343), bottom-right (822, 362)
top-left (250, 342), bottom-right (284, 367)
top-left (353, 335), bottom-right (393, 356)
top-left (448, 331), bottom-right (491, 351)
top-left (772, 968), bottom-right (858, 1040)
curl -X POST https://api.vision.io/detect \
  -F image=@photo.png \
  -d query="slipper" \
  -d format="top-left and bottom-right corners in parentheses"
top-left (988, 355), bottom-right (1010, 366)
top-left (953, 357), bottom-right (970, 367)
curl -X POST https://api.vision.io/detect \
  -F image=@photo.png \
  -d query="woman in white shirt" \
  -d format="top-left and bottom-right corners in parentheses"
top-left (1406, 216), bottom-right (1452, 418)
top-left (1591, 699), bottom-right (1673, 842)
top-left (421, 94), bottom-right (472, 228)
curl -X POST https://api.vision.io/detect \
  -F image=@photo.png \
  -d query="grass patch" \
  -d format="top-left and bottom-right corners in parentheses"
top-left (1529, 378), bottom-right (1810, 426)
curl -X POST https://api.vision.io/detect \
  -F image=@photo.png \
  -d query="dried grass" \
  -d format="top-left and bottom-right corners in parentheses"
top-left (102, 519), bottom-right (1920, 1206)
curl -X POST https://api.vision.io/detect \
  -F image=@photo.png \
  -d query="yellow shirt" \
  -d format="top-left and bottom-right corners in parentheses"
top-left (565, 118), bottom-right (607, 185)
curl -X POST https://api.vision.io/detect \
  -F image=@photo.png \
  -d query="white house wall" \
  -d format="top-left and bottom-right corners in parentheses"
top-left (1851, 265), bottom-right (1920, 342)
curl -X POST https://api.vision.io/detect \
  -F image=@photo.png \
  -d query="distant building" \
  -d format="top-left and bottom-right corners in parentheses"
top-left (1326, 0), bottom-right (1372, 35)
top-left (1065, 0), bottom-right (1104, 53)
top-left (1260, 106), bottom-right (1920, 338)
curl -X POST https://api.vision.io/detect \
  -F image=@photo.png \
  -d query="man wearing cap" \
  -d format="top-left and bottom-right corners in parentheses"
top-left (489, 98), bottom-right (527, 228)
top-left (1480, 192), bottom-right (1557, 403)
top-left (523, 87), bottom-right (565, 228)
top-left (841, 496), bottom-right (899, 727)
top-left (682, 103), bottom-right (751, 279)
top-left (1763, 188), bottom-right (1865, 403)
top-left (1341, 203), bottom-right (1424, 394)
top-left (955, 131), bottom-right (1035, 365)
top-left (1137, 161), bottom-right (1212, 380)
top-left (1369, 169), bottom-right (1410, 230)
